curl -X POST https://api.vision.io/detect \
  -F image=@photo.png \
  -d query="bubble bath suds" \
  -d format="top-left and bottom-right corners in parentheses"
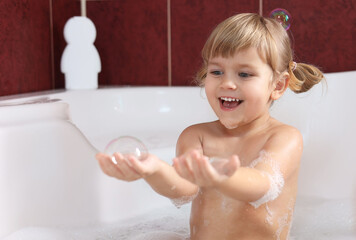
top-left (5, 196), bottom-right (355, 240)
top-left (248, 151), bottom-right (285, 208)
top-left (275, 200), bottom-right (294, 240)
top-left (170, 190), bottom-right (199, 209)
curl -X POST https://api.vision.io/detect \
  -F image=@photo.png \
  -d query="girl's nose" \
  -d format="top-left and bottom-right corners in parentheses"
top-left (220, 76), bottom-right (237, 90)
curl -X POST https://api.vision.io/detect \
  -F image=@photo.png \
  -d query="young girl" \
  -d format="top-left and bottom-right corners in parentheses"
top-left (96, 13), bottom-right (324, 240)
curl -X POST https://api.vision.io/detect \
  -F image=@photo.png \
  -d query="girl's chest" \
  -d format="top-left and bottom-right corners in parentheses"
top-left (201, 133), bottom-right (269, 166)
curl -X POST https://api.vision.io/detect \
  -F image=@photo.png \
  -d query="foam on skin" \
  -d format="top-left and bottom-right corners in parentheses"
top-left (248, 151), bottom-right (285, 208)
top-left (170, 190), bottom-right (199, 209)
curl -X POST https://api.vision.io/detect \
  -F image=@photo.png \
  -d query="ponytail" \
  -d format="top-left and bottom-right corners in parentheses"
top-left (288, 62), bottom-right (324, 93)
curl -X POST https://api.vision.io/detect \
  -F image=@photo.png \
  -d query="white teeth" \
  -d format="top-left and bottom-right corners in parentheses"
top-left (220, 97), bottom-right (240, 102)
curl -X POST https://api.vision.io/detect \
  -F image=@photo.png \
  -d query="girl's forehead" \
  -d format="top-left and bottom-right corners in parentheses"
top-left (208, 48), bottom-right (268, 66)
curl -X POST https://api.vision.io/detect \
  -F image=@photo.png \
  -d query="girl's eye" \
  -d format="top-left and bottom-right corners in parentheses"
top-left (238, 72), bottom-right (251, 78)
top-left (210, 70), bottom-right (223, 76)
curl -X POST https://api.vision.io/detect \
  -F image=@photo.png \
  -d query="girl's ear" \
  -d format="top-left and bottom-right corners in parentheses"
top-left (271, 73), bottom-right (290, 100)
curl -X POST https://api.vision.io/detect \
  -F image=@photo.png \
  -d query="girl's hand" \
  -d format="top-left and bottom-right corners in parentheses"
top-left (172, 150), bottom-right (240, 187)
top-left (96, 152), bottom-right (160, 181)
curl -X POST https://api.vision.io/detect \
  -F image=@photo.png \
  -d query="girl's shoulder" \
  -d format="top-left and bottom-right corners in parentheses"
top-left (269, 119), bottom-right (301, 137)
top-left (176, 121), bottom-right (219, 156)
top-left (264, 120), bottom-right (303, 153)
top-left (177, 121), bottom-right (221, 144)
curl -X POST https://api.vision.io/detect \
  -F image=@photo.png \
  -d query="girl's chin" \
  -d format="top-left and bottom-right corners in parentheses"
top-left (220, 119), bottom-right (239, 129)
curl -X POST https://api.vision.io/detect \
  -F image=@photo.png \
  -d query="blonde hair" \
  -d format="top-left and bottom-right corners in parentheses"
top-left (196, 13), bottom-right (324, 93)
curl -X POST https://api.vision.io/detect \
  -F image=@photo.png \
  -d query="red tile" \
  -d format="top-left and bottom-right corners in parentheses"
top-left (53, 0), bottom-right (168, 87)
top-left (171, 0), bottom-right (260, 86)
top-left (264, 0), bottom-right (356, 73)
top-left (0, 0), bottom-right (52, 96)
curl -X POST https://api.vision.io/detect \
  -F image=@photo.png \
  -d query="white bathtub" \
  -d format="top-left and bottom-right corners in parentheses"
top-left (0, 71), bottom-right (355, 239)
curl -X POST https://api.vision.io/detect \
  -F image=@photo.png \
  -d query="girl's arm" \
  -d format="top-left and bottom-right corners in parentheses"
top-left (146, 124), bottom-right (208, 198)
top-left (143, 155), bottom-right (198, 199)
top-left (96, 152), bottom-right (198, 199)
top-left (96, 125), bottom-right (204, 199)
top-left (173, 126), bottom-right (303, 203)
top-left (219, 127), bottom-right (303, 203)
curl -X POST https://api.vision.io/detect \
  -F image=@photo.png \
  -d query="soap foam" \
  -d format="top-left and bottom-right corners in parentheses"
top-left (275, 200), bottom-right (294, 240)
top-left (248, 151), bottom-right (285, 208)
top-left (265, 204), bottom-right (274, 225)
top-left (129, 231), bottom-right (186, 240)
top-left (170, 190), bottom-right (199, 209)
top-left (4, 197), bottom-right (355, 240)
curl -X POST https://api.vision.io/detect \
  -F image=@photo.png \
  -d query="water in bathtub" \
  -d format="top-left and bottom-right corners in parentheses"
top-left (3, 195), bottom-right (355, 240)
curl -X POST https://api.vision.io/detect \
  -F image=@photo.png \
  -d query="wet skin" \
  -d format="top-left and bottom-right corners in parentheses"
top-left (173, 48), bottom-right (303, 239)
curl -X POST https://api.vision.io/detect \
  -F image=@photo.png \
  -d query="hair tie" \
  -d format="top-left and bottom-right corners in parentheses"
top-left (292, 61), bottom-right (297, 71)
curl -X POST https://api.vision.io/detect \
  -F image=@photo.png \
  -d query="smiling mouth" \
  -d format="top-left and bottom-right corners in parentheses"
top-left (219, 97), bottom-right (243, 110)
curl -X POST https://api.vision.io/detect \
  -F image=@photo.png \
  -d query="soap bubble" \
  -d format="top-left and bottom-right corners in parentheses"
top-left (104, 136), bottom-right (148, 162)
top-left (269, 8), bottom-right (292, 30)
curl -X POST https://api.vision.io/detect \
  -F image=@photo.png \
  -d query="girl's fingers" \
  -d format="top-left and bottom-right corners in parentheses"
top-left (173, 150), bottom-right (240, 186)
top-left (175, 150), bottom-right (212, 185)
top-left (181, 158), bottom-right (195, 182)
top-left (126, 155), bottom-right (149, 176)
top-left (194, 155), bottom-right (223, 186)
top-left (114, 153), bottom-right (142, 180)
top-left (200, 156), bottom-right (216, 179)
top-left (225, 155), bottom-right (240, 176)
top-left (96, 153), bottom-right (124, 178)
top-left (174, 156), bottom-right (195, 183)
top-left (96, 152), bottom-right (141, 181)
top-left (172, 157), bottom-right (184, 176)
top-left (191, 152), bottom-right (207, 182)
top-left (113, 153), bottom-right (133, 171)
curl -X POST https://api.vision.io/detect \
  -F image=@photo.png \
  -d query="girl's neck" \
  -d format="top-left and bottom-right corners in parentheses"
top-left (219, 112), bottom-right (274, 137)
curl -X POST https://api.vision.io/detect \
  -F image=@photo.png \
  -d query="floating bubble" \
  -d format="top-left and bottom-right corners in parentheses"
top-left (269, 8), bottom-right (292, 30)
top-left (104, 136), bottom-right (148, 162)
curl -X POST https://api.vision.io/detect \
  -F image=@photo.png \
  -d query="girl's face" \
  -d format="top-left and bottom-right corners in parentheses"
top-left (204, 47), bottom-right (276, 130)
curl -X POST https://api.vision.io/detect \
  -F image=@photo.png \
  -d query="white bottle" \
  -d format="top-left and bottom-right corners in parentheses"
top-left (61, 16), bottom-right (101, 90)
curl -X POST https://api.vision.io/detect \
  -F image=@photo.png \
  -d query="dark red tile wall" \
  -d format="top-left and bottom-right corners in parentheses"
top-left (171, 0), bottom-right (260, 85)
top-left (88, 0), bottom-right (168, 86)
top-left (264, 0), bottom-right (356, 73)
top-left (0, 0), bottom-right (356, 96)
top-left (0, 1), bottom-right (52, 96)
top-left (53, 0), bottom-right (167, 88)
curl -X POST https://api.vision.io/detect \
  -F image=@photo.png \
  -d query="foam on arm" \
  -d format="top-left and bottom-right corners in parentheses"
top-left (248, 151), bottom-right (285, 208)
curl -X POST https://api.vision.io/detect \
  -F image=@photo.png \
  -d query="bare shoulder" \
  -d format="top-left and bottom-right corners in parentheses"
top-left (258, 121), bottom-right (304, 179)
top-left (264, 121), bottom-right (303, 160)
top-left (268, 122), bottom-right (303, 148)
top-left (176, 121), bottom-right (217, 156)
